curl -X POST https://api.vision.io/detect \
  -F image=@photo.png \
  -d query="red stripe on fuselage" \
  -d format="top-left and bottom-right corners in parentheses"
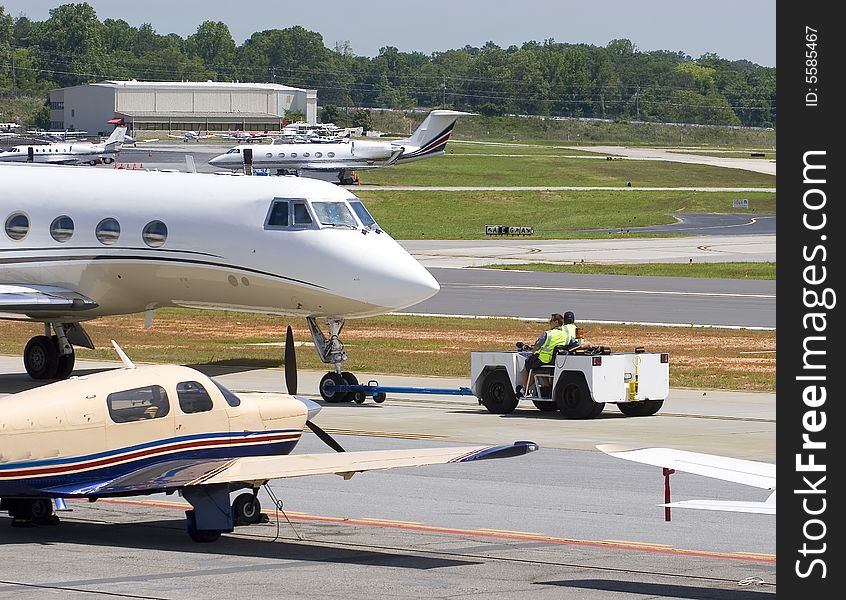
top-left (0, 432), bottom-right (299, 479)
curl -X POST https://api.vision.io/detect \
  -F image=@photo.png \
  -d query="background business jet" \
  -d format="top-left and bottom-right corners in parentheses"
top-left (208, 110), bottom-right (471, 184)
top-left (0, 165), bottom-right (439, 393)
top-left (0, 127), bottom-right (127, 165)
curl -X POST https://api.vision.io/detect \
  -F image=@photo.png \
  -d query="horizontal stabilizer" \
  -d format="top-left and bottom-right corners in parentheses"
top-left (660, 499), bottom-right (776, 515)
top-left (596, 444), bottom-right (775, 489)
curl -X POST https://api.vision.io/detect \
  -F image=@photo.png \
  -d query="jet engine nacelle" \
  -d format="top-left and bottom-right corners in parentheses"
top-left (350, 140), bottom-right (398, 160)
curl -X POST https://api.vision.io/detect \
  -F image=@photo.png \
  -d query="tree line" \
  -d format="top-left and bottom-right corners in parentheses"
top-left (1, 3), bottom-right (776, 128)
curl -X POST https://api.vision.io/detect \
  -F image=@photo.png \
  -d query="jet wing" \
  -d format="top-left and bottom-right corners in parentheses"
top-left (41, 442), bottom-right (538, 496)
top-left (596, 444), bottom-right (775, 489)
top-left (0, 284), bottom-right (98, 317)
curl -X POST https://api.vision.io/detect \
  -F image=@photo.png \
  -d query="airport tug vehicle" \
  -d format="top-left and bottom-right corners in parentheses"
top-left (470, 337), bottom-right (669, 418)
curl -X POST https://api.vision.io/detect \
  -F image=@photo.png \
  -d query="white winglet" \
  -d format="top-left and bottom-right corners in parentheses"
top-left (110, 340), bottom-right (136, 369)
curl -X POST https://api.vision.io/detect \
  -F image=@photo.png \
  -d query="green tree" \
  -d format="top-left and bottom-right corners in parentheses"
top-left (34, 3), bottom-right (109, 86)
top-left (186, 20), bottom-right (236, 78)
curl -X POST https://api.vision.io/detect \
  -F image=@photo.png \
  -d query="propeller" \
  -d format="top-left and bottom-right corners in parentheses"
top-left (285, 324), bottom-right (345, 453)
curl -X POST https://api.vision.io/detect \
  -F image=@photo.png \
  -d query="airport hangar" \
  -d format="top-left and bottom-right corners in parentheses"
top-left (48, 80), bottom-right (318, 136)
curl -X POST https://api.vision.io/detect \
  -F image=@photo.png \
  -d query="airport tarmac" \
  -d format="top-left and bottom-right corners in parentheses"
top-left (0, 356), bottom-right (775, 599)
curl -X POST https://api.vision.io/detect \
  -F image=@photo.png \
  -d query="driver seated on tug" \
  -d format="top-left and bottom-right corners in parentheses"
top-left (518, 311), bottom-right (579, 397)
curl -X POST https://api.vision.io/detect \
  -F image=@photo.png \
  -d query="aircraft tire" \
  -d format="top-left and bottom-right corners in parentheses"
top-left (186, 510), bottom-right (222, 542)
top-left (319, 372), bottom-right (348, 403)
top-left (232, 493), bottom-right (262, 525)
top-left (51, 336), bottom-right (76, 380)
top-left (23, 335), bottom-right (59, 380)
top-left (340, 372), bottom-right (358, 403)
top-left (618, 399), bottom-right (663, 417)
top-left (480, 370), bottom-right (518, 414)
top-left (555, 374), bottom-right (596, 419)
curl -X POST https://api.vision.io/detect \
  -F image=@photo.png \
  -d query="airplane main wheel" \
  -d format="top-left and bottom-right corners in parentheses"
top-left (232, 493), bottom-right (262, 525)
top-left (9, 499), bottom-right (55, 524)
top-left (186, 510), bottom-right (222, 542)
top-left (319, 372), bottom-right (348, 403)
top-left (23, 336), bottom-right (59, 380)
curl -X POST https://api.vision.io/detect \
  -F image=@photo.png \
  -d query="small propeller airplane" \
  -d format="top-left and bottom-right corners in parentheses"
top-left (0, 329), bottom-right (538, 542)
top-left (597, 444), bottom-right (775, 516)
top-left (167, 130), bottom-right (216, 142)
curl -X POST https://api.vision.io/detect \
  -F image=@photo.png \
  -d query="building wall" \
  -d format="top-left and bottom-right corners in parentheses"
top-left (51, 82), bottom-right (319, 134)
top-left (61, 86), bottom-right (117, 135)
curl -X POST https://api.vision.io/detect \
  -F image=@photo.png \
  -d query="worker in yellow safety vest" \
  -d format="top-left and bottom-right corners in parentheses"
top-left (519, 312), bottom-right (579, 397)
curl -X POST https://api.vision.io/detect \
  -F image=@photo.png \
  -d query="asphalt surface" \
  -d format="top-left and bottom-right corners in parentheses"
top-left (0, 356), bottom-right (776, 599)
top-left (403, 267), bottom-right (776, 329)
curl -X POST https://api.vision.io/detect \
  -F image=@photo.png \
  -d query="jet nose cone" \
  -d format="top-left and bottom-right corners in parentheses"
top-left (369, 246), bottom-right (440, 310)
top-left (208, 156), bottom-right (222, 166)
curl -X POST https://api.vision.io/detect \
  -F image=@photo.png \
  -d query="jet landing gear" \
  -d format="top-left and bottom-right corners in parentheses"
top-left (306, 317), bottom-right (357, 403)
top-left (23, 323), bottom-right (93, 380)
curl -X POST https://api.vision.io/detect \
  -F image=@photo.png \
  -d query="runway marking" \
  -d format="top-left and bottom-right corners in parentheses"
top-left (442, 282), bottom-right (775, 299)
top-left (403, 312), bottom-right (776, 331)
top-left (96, 498), bottom-right (775, 564)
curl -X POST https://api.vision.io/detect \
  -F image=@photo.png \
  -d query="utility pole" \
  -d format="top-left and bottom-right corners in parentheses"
top-left (442, 75), bottom-right (446, 108)
top-left (11, 52), bottom-right (16, 92)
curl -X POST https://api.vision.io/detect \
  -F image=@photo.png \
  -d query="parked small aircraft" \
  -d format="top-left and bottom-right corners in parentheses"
top-left (0, 165), bottom-right (440, 396)
top-left (218, 130), bottom-right (273, 143)
top-left (25, 129), bottom-right (89, 142)
top-left (0, 334), bottom-right (538, 541)
top-left (0, 127), bottom-right (127, 165)
top-left (167, 130), bottom-right (215, 142)
top-left (597, 444), bottom-right (775, 515)
top-left (209, 110), bottom-right (471, 184)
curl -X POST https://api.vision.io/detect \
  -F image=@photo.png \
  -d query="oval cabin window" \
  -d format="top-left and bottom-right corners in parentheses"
top-left (5, 212), bottom-right (29, 241)
top-left (142, 220), bottom-right (168, 247)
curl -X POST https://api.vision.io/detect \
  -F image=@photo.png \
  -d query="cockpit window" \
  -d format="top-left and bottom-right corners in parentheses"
top-left (293, 201), bottom-right (313, 225)
top-left (226, 148), bottom-right (240, 154)
top-left (266, 200), bottom-right (289, 227)
top-left (311, 202), bottom-right (357, 228)
top-left (176, 381), bottom-right (213, 413)
top-left (349, 200), bottom-right (377, 228)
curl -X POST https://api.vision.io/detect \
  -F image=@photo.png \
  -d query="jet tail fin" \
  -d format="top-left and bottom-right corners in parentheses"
top-left (396, 110), bottom-right (473, 161)
top-left (104, 127), bottom-right (127, 151)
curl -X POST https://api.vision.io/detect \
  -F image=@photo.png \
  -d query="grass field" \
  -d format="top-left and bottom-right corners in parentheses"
top-left (0, 311), bottom-right (775, 392)
top-left (357, 189), bottom-right (775, 239)
top-left (483, 262), bottom-right (776, 279)
top-left (357, 151), bottom-right (776, 188)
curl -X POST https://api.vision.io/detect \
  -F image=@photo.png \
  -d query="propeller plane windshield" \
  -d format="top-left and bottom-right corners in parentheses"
top-left (0, 335), bottom-right (538, 542)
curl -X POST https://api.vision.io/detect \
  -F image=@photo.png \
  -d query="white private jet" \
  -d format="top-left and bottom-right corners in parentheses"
top-left (0, 335), bottom-right (538, 542)
top-left (209, 110), bottom-right (472, 184)
top-left (25, 129), bottom-right (89, 142)
top-left (0, 127), bottom-right (127, 165)
top-left (0, 164), bottom-right (439, 397)
top-left (597, 444), bottom-right (776, 515)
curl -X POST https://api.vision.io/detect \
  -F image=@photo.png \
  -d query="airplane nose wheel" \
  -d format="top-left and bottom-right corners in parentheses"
top-left (23, 336), bottom-right (59, 380)
top-left (319, 372), bottom-right (353, 403)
